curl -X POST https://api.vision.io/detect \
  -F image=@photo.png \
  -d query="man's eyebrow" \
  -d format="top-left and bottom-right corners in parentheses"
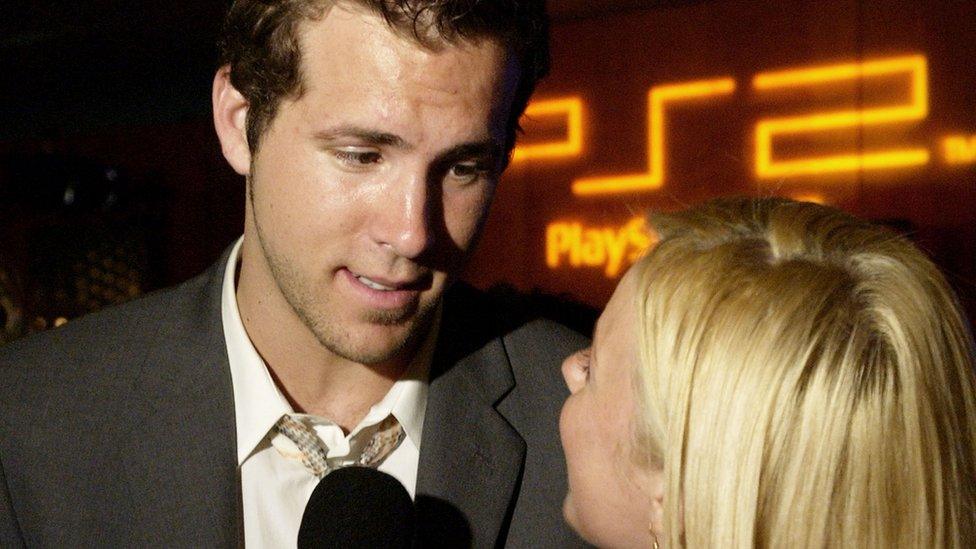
top-left (314, 128), bottom-right (503, 163)
top-left (313, 126), bottom-right (408, 148)
top-left (439, 140), bottom-right (504, 163)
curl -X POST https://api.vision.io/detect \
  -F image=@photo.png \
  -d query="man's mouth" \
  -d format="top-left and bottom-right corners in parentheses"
top-left (355, 275), bottom-right (396, 291)
top-left (348, 270), bottom-right (433, 292)
top-left (341, 268), bottom-right (432, 311)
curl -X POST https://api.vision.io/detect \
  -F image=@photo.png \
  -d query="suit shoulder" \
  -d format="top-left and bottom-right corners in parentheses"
top-left (506, 316), bottom-right (589, 351)
top-left (448, 283), bottom-right (593, 391)
top-left (0, 262), bottom-right (227, 445)
top-left (501, 316), bottom-right (588, 390)
top-left (0, 261), bottom-right (223, 410)
top-left (485, 284), bottom-right (593, 350)
top-left (1, 270), bottom-right (211, 364)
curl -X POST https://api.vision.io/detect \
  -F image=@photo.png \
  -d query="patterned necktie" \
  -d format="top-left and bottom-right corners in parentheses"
top-left (274, 414), bottom-right (405, 478)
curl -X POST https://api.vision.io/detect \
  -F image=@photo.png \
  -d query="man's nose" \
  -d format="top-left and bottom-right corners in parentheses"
top-left (371, 173), bottom-right (433, 259)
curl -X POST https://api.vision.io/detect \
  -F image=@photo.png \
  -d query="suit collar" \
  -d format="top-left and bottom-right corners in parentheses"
top-left (105, 256), bottom-right (528, 546)
top-left (416, 283), bottom-right (526, 547)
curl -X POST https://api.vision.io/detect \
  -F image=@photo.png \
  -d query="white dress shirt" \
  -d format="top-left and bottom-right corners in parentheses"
top-left (220, 238), bottom-right (434, 548)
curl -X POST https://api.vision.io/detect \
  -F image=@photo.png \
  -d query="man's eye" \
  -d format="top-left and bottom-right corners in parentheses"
top-left (334, 150), bottom-right (382, 166)
top-left (449, 161), bottom-right (488, 182)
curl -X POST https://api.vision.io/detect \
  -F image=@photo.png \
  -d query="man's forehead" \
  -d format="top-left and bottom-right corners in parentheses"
top-left (321, 0), bottom-right (512, 51)
top-left (300, 1), bottom-right (509, 56)
top-left (278, 3), bottom-right (519, 156)
top-left (297, 11), bottom-right (513, 105)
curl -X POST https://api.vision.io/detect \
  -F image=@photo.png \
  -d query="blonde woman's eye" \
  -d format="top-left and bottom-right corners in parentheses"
top-left (578, 348), bottom-right (592, 380)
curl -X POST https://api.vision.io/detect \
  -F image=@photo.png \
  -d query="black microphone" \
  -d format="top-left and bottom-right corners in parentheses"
top-left (298, 466), bottom-right (415, 548)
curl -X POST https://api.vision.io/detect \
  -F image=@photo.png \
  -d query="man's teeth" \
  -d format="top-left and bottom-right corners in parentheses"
top-left (356, 275), bottom-right (395, 291)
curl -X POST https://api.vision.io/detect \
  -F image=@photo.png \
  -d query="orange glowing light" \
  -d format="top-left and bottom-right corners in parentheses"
top-left (511, 97), bottom-right (584, 162)
top-left (789, 192), bottom-right (828, 205)
top-left (572, 78), bottom-right (736, 196)
top-left (546, 217), bottom-right (654, 277)
top-left (942, 135), bottom-right (976, 165)
top-left (753, 54), bottom-right (930, 178)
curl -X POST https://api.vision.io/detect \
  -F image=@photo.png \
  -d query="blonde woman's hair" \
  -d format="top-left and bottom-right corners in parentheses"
top-left (631, 197), bottom-right (976, 547)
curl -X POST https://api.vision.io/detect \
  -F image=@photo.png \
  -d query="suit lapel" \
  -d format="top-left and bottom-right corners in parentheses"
top-left (417, 285), bottom-right (526, 547)
top-left (98, 263), bottom-right (525, 546)
top-left (108, 252), bottom-right (241, 546)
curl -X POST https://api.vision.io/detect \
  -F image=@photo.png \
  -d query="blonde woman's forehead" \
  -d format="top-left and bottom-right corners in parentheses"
top-left (602, 266), bottom-right (641, 327)
top-left (592, 268), bottom-right (641, 375)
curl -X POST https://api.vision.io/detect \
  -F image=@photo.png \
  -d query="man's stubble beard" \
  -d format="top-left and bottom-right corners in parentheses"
top-left (250, 187), bottom-right (439, 367)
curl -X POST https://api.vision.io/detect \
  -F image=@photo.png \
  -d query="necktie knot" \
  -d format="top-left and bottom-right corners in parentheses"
top-left (273, 414), bottom-right (404, 478)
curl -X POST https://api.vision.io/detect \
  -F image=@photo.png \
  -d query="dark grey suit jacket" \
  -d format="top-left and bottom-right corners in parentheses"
top-left (0, 250), bottom-right (589, 548)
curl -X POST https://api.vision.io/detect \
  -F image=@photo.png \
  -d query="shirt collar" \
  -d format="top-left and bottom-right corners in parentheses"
top-left (222, 237), bottom-right (292, 465)
top-left (221, 237), bottom-right (435, 466)
top-left (387, 307), bottom-right (437, 447)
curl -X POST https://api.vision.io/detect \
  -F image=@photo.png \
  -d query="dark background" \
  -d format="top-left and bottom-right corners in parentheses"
top-left (0, 0), bottom-right (973, 340)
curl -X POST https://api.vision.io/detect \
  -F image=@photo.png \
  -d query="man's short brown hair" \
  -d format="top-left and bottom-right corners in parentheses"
top-left (218, 0), bottom-right (550, 154)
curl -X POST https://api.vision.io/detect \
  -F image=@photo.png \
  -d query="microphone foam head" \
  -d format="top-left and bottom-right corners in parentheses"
top-left (298, 466), bottom-right (415, 549)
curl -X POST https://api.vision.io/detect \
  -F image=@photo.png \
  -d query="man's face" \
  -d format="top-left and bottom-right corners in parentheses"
top-left (243, 4), bottom-right (515, 366)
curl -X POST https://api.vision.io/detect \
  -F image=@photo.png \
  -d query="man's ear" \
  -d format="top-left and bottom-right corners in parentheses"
top-left (212, 65), bottom-right (252, 176)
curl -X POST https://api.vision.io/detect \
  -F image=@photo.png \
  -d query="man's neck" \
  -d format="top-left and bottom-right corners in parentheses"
top-left (265, 352), bottom-right (403, 434)
top-left (234, 247), bottom-right (412, 433)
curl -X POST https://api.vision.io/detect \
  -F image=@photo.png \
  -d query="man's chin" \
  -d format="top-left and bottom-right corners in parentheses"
top-left (361, 301), bottom-right (419, 326)
top-left (318, 308), bottom-right (435, 367)
top-left (322, 328), bottom-right (414, 367)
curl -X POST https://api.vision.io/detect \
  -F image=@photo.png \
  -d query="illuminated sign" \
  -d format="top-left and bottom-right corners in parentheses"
top-left (513, 53), bottom-right (973, 186)
top-left (510, 97), bottom-right (584, 162)
top-left (572, 78), bottom-right (736, 196)
top-left (753, 55), bottom-right (929, 178)
top-left (509, 52), bottom-right (974, 281)
top-left (943, 135), bottom-right (976, 165)
top-left (546, 217), bottom-right (654, 278)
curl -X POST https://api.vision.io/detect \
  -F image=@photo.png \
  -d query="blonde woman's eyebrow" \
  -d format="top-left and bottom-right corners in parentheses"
top-left (587, 343), bottom-right (599, 382)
